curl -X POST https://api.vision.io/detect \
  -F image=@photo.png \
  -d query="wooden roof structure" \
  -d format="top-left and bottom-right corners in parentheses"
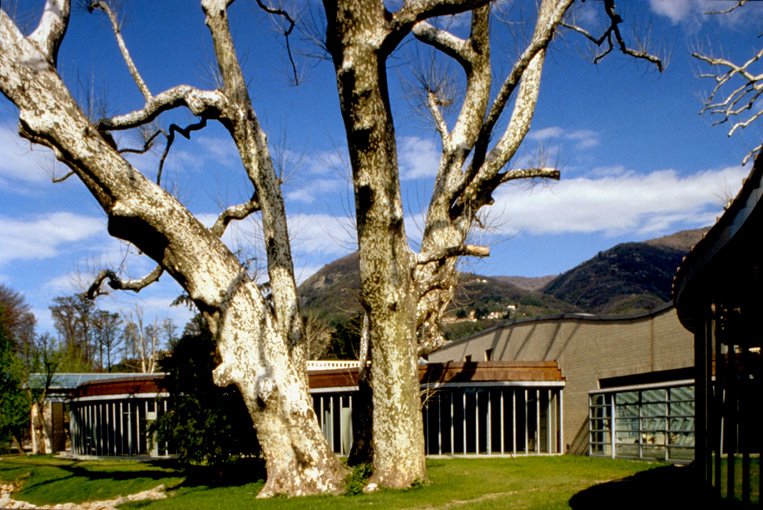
top-left (72, 361), bottom-right (565, 398)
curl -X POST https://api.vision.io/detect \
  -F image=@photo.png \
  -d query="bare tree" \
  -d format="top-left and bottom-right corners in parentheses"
top-left (0, 0), bottom-right (660, 495)
top-left (92, 310), bottom-right (122, 372)
top-left (322, 0), bottom-right (661, 487)
top-left (694, 28), bottom-right (763, 164)
top-left (122, 307), bottom-right (169, 374)
top-left (1, 0), bottom-right (345, 496)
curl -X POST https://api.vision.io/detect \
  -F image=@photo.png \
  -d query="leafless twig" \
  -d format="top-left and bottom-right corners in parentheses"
top-left (562, 0), bottom-right (664, 72)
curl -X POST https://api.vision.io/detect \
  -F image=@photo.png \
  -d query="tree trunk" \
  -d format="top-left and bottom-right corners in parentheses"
top-left (324, 0), bottom-right (427, 487)
top-left (0, 10), bottom-right (346, 496)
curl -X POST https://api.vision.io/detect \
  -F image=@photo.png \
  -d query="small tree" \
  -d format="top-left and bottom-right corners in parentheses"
top-left (0, 321), bottom-right (29, 453)
top-left (153, 316), bottom-right (260, 467)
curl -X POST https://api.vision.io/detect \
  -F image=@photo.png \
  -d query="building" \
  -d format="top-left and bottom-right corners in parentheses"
top-left (39, 360), bottom-right (566, 459)
top-left (428, 304), bottom-right (695, 460)
top-left (673, 153), bottom-right (763, 505)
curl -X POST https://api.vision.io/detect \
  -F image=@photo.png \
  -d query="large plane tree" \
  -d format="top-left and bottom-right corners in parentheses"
top-left (0, 0), bottom-right (659, 496)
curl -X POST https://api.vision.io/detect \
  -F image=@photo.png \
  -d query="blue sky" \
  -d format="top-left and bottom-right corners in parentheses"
top-left (1, 0), bottom-right (762, 335)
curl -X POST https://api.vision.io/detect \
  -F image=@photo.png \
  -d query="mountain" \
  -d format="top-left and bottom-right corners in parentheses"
top-left (541, 228), bottom-right (708, 315)
top-left (542, 242), bottom-right (684, 315)
top-left (298, 227), bottom-right (710, 342)
top-left (299, 252), bottom-right (361, 326)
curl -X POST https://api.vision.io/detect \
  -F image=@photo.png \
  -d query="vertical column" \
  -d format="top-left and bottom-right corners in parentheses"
top-left (546, 389), bottom-right (552, 454)
top-left (450, 391), bottom-right (454, 454)
top-left (462, 390), bottom-right (467, 454)
top-left (535, 389), bottom-right (540, 454)
top-left (524, 389), bottom-right (529, 455)
top-left (475, 391), bottom-right (480, 455)
top-left (610, 394), bottom-right (616, 459)
top-left (500, 390), bottom-right (505, 454)
top-left (486, 390), bottom-right (492, 455)
top-left (437, 390), bottom-right (442, 455)
top-left (512, 389), bottom-right (517, 455)
top-left (559, 389), bottom-right (564, 454)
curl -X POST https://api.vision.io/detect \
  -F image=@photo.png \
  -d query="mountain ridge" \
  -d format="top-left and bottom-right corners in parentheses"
top-left (299, 227), bottom-right (709, 343)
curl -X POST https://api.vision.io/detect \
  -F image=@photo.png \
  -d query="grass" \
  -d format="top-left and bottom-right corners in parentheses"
top-left (0, 455), bottom-right (714, 509)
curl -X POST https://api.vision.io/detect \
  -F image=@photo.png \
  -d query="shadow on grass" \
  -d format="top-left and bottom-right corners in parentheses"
top-left (569, 463), bottom-right (740, 510)
top-left (16, 456), bottom-right (266, 496)
top-left (175, 458), bottom-right (267, 489)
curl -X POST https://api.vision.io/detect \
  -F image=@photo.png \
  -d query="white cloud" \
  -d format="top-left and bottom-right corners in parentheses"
top-left (0, 212), bottom-right (104, 264)
top-left (649, 0), bottom-right (693, 24)
top-left (491, 165), bottom-right (747, 237)
top-left (289, 213), bottom-right (356, 256)
top-left (399, 136), bottom-right (440, 180)
top-left (195, 135), bottom-right (239, 166)
top-left (648, 0), bottom-right (763, 28)
top-left (527, 127), bottom-right (600, 151)
top-left (0, 125), bottom-right (61, 184)
top-left (285, 178), bottom-right (344, 204)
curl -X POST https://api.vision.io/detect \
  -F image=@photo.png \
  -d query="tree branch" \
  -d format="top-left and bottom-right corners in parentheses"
top-left (497, 167), bottom-right (560, 185)
top-left (210, 196), bottom-right (261, 237)
top-left (157, 117), bottom-right (208, 185)
top-left (705, 0), bottom-right (748, 15)
top-left (561, 0), bottom-right (664, 72)
top-left (694, 47), bottom-right (763, 164)
top-left (87, 266), bottom-right (164, 299)
top-left (52, 170), bottom-right (75, 183)
top-left (118, 129), bottom-right (162, 155)
top-left (99, 86), bottom-right (225, 130)
top-left (255, 0), bottom-right (300, 85)
top-left (89, 1), bottom-right (152, 100)
top-left (417, 244), bottom-right (489, 265)
top-left (28, 0), bottom-right (70, 66)
top-left (412, 21), bottom-right (472, 66)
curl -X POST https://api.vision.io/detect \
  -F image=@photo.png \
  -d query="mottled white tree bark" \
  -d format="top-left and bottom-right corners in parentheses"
top-left (322, 0), bottom-right (571, 488)
top-left (323, 0), bottom-right (660, 488)
top-left (0, 0), bottom-right (345, 497)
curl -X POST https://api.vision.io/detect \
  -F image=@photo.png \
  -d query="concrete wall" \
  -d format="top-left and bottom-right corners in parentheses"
top-left (429, 305), bottom-right (694, 454)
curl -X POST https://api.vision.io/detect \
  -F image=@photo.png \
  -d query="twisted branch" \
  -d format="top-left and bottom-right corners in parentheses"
top-left (210, 196), bottom-right (261, 237)
top-left (87, 266), bottom-right (164, 299)
top-left (157, 117), bottom-right (208, 185)
top-left (255, 0), bottom-right (300, 85)
top-left (562, 0), bottom-right (664, 72)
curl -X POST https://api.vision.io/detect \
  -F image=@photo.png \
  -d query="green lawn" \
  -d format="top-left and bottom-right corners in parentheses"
top-left (0, 455), bottom-right (713, 509)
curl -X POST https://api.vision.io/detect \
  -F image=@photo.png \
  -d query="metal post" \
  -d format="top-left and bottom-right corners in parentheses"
top-left (450, 391), bottom-right (454, 454)
top-left (462, 390), bottom-right (467, 454)
top-left (559, 389), bottom-right (564, 454)
top-left (547, 389), bottom-right (552, 454)
top-left (512, 390), bottom-right (517, 455)
top-left (524, 389), bottom-right (529, 455)
top-left (610, 394), bottom-right (616, 459)
top-left (500, 390), bottom-right (505, 454)
top-left (475, 391), bottom-right (480, 455)
top-left (438, 390), bottom-right (442, 455)
top-left (535, 389), bottom-right (540, 454)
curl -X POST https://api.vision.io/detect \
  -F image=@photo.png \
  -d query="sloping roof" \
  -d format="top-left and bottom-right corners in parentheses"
top-left (673, 151), bottom-right (763, 332)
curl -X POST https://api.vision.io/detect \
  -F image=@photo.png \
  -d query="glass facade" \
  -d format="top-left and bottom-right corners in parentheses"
top-left (589, 382), bottom-right (694, 462)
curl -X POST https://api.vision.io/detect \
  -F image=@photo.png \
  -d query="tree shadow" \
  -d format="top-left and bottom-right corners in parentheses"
top-left (175, 457), bottom-right (267, 489)
top-left (569, 464), bottom-right (728, 510)
top-left (15, 456), bottom-right (266, 496)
